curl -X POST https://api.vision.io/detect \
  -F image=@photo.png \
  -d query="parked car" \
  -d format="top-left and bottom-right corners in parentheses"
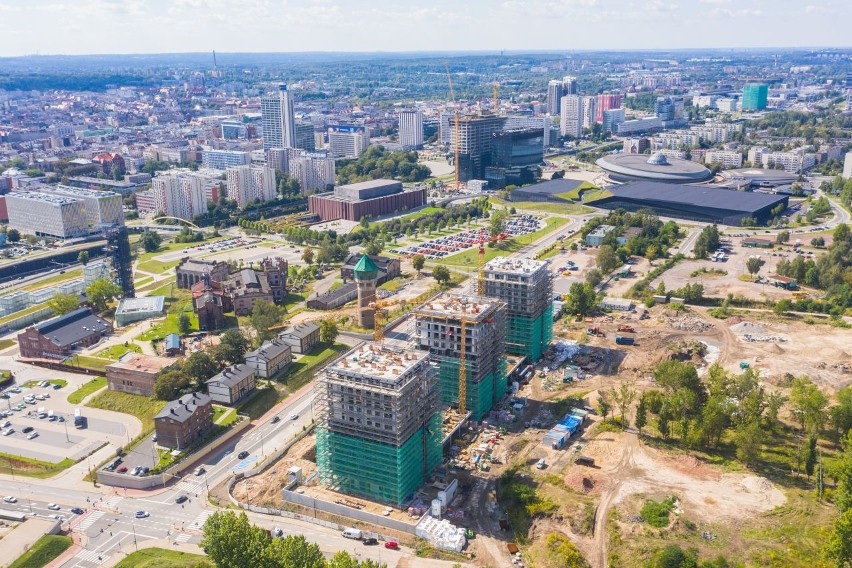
top-left (272, 528), bottom-right (284, 538)
top-left (117, 466), bottom-right (128, 473)
top-left (3, 429), bottom-right (14, 436)
top-left (3, 496), bottom-right (17, 503)
top-left (363, 538), bottom-right (379, 546)
top-left (384, 541), bottom-right (399, 550)
top-left (26, 431), bottom-right (38, 440)
top-left (135, 511), bottom-right (149, 518)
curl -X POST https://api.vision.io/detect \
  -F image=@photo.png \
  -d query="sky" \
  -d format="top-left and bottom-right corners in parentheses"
top-left (0, 0), bottom-right (848, 57)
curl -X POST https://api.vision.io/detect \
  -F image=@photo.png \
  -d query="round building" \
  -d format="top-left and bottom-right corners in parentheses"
top-left (596, 152), bottom-right (712, 184)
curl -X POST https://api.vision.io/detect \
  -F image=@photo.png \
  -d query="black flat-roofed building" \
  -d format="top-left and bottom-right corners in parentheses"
top-left (510, 178), bottom-right (584, 202)
top-left (593, 181), bottom-right (789, 226)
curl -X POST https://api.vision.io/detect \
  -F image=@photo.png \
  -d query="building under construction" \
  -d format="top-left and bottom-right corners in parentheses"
top-left (315, 342), bottom-right (442, 506)
top-left (414, 293), bottom-right (507, 421)
top-left (483, 257), bottom-right (553, 361)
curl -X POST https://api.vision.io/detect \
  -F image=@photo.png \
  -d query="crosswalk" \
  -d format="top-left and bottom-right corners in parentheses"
top-left (188, 510), bottom-right (213, 531)
top-left (74, 511), bottom-right (105, 532)
top-left (72, 548), bottom-right (107, 565)
top-left (103, 496), bottom-right (123, 509)
top-left (174, 532), bottom-right (193, 543)
top-left (175, 478), bottom-right (204, 493)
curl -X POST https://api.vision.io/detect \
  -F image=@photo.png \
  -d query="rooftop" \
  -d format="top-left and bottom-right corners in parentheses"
top-left (44, 185), bottom-right (121, 200)
top-left (605, 181), bottom-right (788, 213)
top-left (278, 321), bottom-right (320, 339)
top-left (207, 364), bottom-right (255, 387)
top-left (32, 307), bottom-right (111, 347)
top-left (597, 153), bottom-right (712, 182)
top-left (245, 338), bottom-right (290, 361)
top-left (107, 353), bottom-right (173, 374)
top-left (483, 257), bottom-right (547, 274)
top-left (329, 342), bottom-right (428, 384)
top-left (6, 192), bottom-right (82, 206)
top-left (415, 293), bottom-right (499, 323)
top-left (155, 392), bottom-right (211, 423)
top-left (115, 296), bottom-right (165, 315)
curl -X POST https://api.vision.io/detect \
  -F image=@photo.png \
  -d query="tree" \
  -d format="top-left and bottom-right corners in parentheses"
top-left (648, 545), bottom-right (699, 568)
top-left (811, 236), bottom-right (826, 247)
top-left (611, 382), bottom-right (637, 429)
top-left (178, 313), bottom-right (192, 335)
top-left (635, 395), bottom-right (648, 435)
top-left (825, 509), bottom-right (852, 568)
top-left (302, 248), bottom-right (314, 266)
top-left (734, 420), bottom-right (763, 466)
top-left (565, 282), bottom-right (597, 318)
top-left (776, 230), bottom-right (790, 244)
top-left (805, 436), bottom-right (818, 479)
top-left (585, 268), bottom-right (603, 287)
top-left (831, 431), bottom-right (852, 514)
top-left (140, 230), bottom-right (162, 252)
top-left (201, 511), bottom-right (269, 568)
top-left (48, 292), bottom-right (80, 315)
top-left (432, 265), bottom-right (451, 285)
top-left (596, 244), bottom-right (619, 274)
top-left (746, 256), bottom-right (763, 277)
top-left (319, 318), bottom-right (338, 344)
top-left (77, 250), bottom-right (89, 265)
top-left (790, 377), bottom-right (828, 437)
top-left (154, 369), bottom-right (190, 401)
top-left (184, 352), bottom-right (218, 388)
top-left (217, 329), bottom-right (250, 364)
top-left (489, 208), bottom-right (509, 238)
top-left (250, 300), bottom-right (283, 343)
top-left (85, 278), bottom-right (121, 312)
top-left (364, 240), bottom-right (383, 256)
top-left (774, 298), bottom-right (793, 316)
top-left (263, 535), bottom-right (325, 568)
top-left (412, 254), bottom-right (426, 275)
top-left (6, 229), bottom-right (20, 243)
top-left (597, 392), bottom-right (612, 421)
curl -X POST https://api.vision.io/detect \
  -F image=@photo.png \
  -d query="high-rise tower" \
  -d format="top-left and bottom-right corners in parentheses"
top-left (261, 84), bottom-right (296, 150)
top-left (353, 254), bottom-right (378, 329)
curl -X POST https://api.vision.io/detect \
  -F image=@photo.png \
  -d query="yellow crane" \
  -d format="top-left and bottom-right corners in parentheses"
top-left (370, 299), bottom-right (393, 343)
top-left (458, 316), bottom-right (467, 415)
top-left (445, 63), bottom-right (461, 191)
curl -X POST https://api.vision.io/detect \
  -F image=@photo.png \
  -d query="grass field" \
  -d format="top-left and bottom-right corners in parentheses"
top-left (20, 267), bottom-right (83, 292)
top-left (442, 217), bottom-right (569, 267)
top-left (138, 287), bottom-right (197, 341)
top-left (22, 379), bottom-right (67, 388)
top-left (64, 355), bottom-right (111, 373)
top-left (67, 377), bottom-right (108, 404)
top-left (114, 548), bottom-right (212, 568)
top-left (281, 342), bottom-right (349, 393)
top-left (136, 258), bottom-right (181, 274)
top-left (0, 453), bottom-right (76, 478)
top-left (236, 386), bottom-right (282, 421)
top-left (378, 277), bottom-right (406, 292)
top-left (95, 343), bottom-right (142, 360)
top-left (0, 339), bottom-right (16, 350)
top-left (86, 390), bottom-right (166, 432)
top-left (580, 188), bottom-right (613, 202)
top-left (555, 180), bottom-right (598, 201)
top-left (508, 201), bottom-right (593, 215)
top-left (8, 534), bottom-right (73, 568)
top-left (134, 276), bottom-right (153, 287)
top-left (399, 206), bottom-right (444, 221)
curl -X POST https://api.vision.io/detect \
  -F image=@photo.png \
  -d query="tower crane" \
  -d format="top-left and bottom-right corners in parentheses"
top-left (445, 63), bottom-right (461, 191)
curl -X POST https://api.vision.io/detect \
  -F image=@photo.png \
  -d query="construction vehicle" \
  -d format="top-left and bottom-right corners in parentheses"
top-left (739, 361), bottom-right (750, 370)
top-left (617, 325), bottom-right (635, 333)
top-left (615, 334), bottom-right (635, 346)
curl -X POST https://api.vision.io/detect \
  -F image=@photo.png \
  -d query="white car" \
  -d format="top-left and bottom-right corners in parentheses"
top-left (0, 421), bottom-right (9, 428)
top-left (26, 431), bottom-right (38, 440)
top-left (47, 503), bottom-right (60, 510)
top-left (289, 413), bottom-right (299, 421)
top-left (3, 496), bottom-right (16, 503)
top-left (193, 467), bottom-right (205, 476)
top-left (3, 428), bottom-right (13, 436)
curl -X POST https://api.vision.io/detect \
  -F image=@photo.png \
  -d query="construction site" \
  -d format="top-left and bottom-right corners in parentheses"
top-left (314, 342), bottom-right (443, 506)
top-left (483, 257), bottom-right (553, 361)
top-left (413, 293), bottom-right (509, 421)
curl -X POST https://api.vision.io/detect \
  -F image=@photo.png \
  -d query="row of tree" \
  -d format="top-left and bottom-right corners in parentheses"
top-left (336, 146), bottom-right (430, 184)
top-left (775, 223), bottom-right (850, 312)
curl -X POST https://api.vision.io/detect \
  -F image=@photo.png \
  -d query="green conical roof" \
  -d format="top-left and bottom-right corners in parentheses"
top-left (353, 254), bottom-right (378, 281)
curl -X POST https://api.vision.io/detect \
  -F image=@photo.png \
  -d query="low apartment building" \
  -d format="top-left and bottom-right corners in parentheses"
top-left (106, 354), bottom-right (173, 397)
top-left (206, 364), bottom-right (257, 405)
top-left (154, 392), bottom-right (213, 450)
top-left (245, 338), bottom-right (292, 378)
top-left (278, 322), bottom-right (320, 354)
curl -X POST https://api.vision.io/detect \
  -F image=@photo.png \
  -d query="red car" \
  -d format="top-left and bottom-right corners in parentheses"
top-left (384, 541), bottom-right (399, 550)
top-left (117, 466), bottom-right (128, 473)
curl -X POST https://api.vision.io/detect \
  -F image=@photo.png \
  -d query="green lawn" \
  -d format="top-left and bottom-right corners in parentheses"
top-left (137, 287), bottom-right (197, 341)
top-left (0, 302), bottom-right (52, 326)
top-left (114, 548), bottom-right (212, 568)
top-left (280, 342), bottom-right (349, 392)
top-left (86, 390), bottom-right (166, 432)
top-left (328, 280), bottom-right (344, 292)
top-left (580, 188), bottom-right (613, 202)
top-left (213, 405), bottom-right (239, 427)
top-left (378, 276), bottom-right (406, 292)
top-left (8, 534), bottom-right (73, 568)
top-left (554, 180), bottom-right (598, 201)
top-left (136, 258), bottom-right (181, 274)
top-left (67, 377), bottom-right (108, 404)
top-left (22, 379), bottom-right (67, 388)
top-left (443, 217), bottom-right (569, 267)
top-left (399, 206), bottom-right (445, 221)
top-left (0, 338), bottom-right (16, 350)
top-left (508, 201), bottom-right (593, 215)
top-left (95, 343), bottom-right (142, 360)
top-left (64, 355), bottom-right (111, 373)
top-left (134, 276), bottom-right (153, 287)
top-left (236, 386), bottom-right (282, 421)
top-left (20, 267), bottom-right (84, 292)
top-left (0, 453), bottom-right (76, 479)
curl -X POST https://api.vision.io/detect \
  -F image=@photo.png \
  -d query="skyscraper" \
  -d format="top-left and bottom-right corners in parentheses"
top-left (595, 93), bottom-right (622, 122)
top-left (560, 94), bottom-right (582, 138)
top-left (398, 110), bottom-right (424, 150)
top-left (226, 165), bottom-right (277, 208)
top-left (546, 80), bottom-right (563, 115)
top-left (741, 84), bottom-right (768, 111)
top-left (582, 96), bottom-right (597, 130)
top-left (562, 75), bottom-right (578, 95)
top-left (261, 84), bottom-right (296, 150)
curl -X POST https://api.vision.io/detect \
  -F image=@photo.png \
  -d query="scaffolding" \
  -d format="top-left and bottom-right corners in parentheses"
top-left (314, 342), bottom-right (441, 505)
top-left (483, 257), bottom-right (553, 361)
top-left (414, 293), bottom-right (508, 420)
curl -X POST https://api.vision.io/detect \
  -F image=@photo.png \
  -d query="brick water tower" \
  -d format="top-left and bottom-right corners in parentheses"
top-left (353, 254), bottom-right (378, 329)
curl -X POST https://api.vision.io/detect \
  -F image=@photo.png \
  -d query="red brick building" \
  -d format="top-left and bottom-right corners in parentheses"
top-left (92, 153), bottom-right (126, 176)
top-left (154, 392), bottom-right (213, 450)
top-left (308, 179), bottom-right (427, 222)
top-left (17, 308), bottom-right (112, 360)
top-left (106, 354), bottom-right (173, 397)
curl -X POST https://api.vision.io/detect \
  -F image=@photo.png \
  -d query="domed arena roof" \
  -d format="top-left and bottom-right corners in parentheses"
top-left (596, 152), bottom-right (712, 184)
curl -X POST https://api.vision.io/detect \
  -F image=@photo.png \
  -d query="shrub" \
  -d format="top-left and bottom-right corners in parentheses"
top-left (640, 496), bottom-right (677, 528)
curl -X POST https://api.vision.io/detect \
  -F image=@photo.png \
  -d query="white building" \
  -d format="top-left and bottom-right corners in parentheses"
top-left (328, 130), bottom-right (369, 158)
top-left (226, 164), bottom-right (277, 208)
top-left (149, 171), bottom-right (216, 220)
top-left (602, 108), bottom-right (625, 133)
top-left (615, 116), bottom-right (662, 136)
top-left (289, 152), bottom-right (336, 193)
top-left (201, 150), bottom-right (250, 170)
top-left (6, 192), bottom-right (90, 238)
top-left (41, 185), bottom-right (124, 227)
top-left (843, 152), bottom-right (852, 179)
top-left (749, 147), bottom-right (815, 173)
top-left (559, 94), bottom-right (582, 138)
top-left (692, 95), bottom-right (717, 108)
top-left (398, 110), bottom-right (424, 150)
top-left (261, 84), bottom-right (296, 150)
top-left (582, 96), bottom-right (597, 130)
top-left (505, 115), bottom-right (553, 147)
top-left (715, 98), bottom-right (739, 113)
top-left (704, 150), bottom-right (743, 169)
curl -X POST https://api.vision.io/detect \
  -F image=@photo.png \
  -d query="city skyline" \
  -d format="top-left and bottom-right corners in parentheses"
top-left (0, 0), bottom-right (848, 57)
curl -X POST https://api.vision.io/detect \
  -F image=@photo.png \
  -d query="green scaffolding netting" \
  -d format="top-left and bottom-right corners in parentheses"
top-left (316, 411), bottom-right (442, 506)
top-left (506, 305), bottom-right (553, 361)
top-left (436, 357), bottom-right (507, 420)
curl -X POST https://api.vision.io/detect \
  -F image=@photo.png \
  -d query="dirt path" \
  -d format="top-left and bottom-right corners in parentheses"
top-left (591, 432), bottom-right (639, 568)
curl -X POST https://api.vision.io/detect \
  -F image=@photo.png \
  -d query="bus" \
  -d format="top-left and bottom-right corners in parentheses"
top-left (73, 408), bottom-right (83, 428)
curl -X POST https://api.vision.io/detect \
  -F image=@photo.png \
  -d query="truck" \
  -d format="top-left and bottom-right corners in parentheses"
top-left (617, 325), bottom-right (635, 333)
top-left (73, 408), bottom-right (84, 428)
top-left (615, 335), bottom-right (635, 346)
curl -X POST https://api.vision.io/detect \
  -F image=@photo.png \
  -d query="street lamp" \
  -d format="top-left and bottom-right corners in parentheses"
top-left (63, 419), bottom-right (70, 443)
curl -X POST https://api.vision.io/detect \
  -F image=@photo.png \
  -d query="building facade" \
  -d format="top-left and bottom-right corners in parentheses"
top-left (278, 322), bottom-right (320, 354)
top-left (201, 150), bottom-right (250, 170)
top-left (398, 110), bottom-right (424, 150)
top-left (17, 308), bottom-right (113, 359)
top-left (560, 94), bottom-right (582, 138)
top-left (6, 192), bottom-right (89, 238)
top-left (244, 338), bottom-right (292, 378)
top-left (308, 179), bottom-right (426, 222)
top-left (42, 185), bottom-right (124, 227)
top-left (453, 114), bottom-right (506, 182)
top-left (742, 84), bottom-right (768, 111)
top-left (261, 84), bottom-right (297, 150)
top-left (226, 164), bottom-right (277, 208)
top-left (106, 354), bottom-right (173, 397)
top-left (154, 392), bottom-right (213, 450)
top-left (206, 364), bottom-right (257, 405)
top-left (176, 258), bottom-right (230, 289)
